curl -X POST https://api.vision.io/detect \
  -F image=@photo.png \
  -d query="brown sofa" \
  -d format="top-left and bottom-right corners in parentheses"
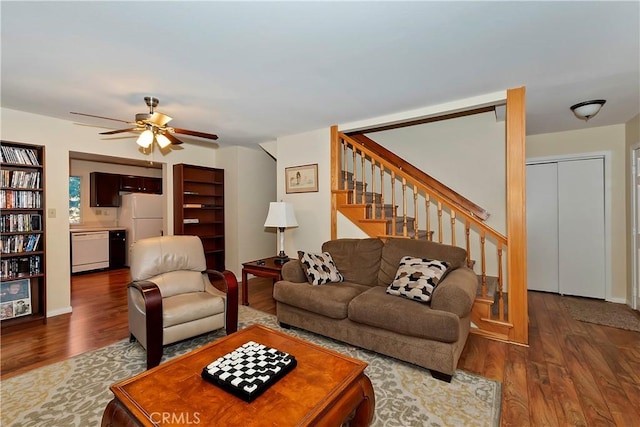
top-left (273, 237), bottom-right (477, 382)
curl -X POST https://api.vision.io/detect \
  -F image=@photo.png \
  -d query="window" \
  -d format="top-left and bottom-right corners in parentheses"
top-left (69, 176), bottom-right (81, 224)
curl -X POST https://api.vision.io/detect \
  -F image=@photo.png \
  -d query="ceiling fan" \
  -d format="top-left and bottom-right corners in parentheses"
top-left (70, 96), bottom-right (218, 148)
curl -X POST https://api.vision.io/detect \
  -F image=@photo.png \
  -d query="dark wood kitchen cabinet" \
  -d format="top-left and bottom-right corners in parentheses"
top-left (91, 173), bottom-right (163, 207)
top-left (109, 229), bottom-right (126, 269)
top-left (90, 172), bottom-right (121, 207)
top-left (120, 175), bottom-right (162, 194)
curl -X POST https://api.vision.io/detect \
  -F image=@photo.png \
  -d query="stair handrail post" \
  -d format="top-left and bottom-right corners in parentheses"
top-left (331, 125), bottom-right (340, 240)
top-left (505, 86), bottom-right (528, 345)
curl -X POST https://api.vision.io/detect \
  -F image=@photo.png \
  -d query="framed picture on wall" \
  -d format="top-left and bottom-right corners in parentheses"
top-left (285, 164), bottom-right (318, 193)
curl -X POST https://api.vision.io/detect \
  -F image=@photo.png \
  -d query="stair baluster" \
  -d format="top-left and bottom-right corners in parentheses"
top-left (380, 165), bottom-right (386, 219)
top-left (450, 211), bottom-right (456, 246)
top-left (413, 188), bottom-right (419, 239)
top-left (351, 149), bottom-right (357, 203)
top-left (401, 178), bottom-right (408, 237)
top-left (465, 222), bottom-right (472, 268)
top-left (426, 195), bottom-right (431, 241)
top-left (437, 201), bottom-right (443, 243)
top-left (391, 172), bottom-right (396, 236)
top-left (371, 159), bottom-right (377, 219)
top-left (360, 155), bottom-right (366, 205)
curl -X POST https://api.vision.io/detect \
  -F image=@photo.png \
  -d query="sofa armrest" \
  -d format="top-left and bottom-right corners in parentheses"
top-left (281, 259), bottom-right (308, 283)
top-left (430, 268), bottom-right (477, 317)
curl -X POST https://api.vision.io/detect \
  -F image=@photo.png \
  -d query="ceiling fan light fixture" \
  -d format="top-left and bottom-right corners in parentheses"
top-left (136, 129), bottom-right (154, 148)
top-left (156, 133), bottom-right (172, 148)
top-left (570, 99), bottom-right (606, 121)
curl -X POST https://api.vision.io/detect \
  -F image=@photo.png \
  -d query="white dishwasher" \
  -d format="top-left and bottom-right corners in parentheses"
top-left (71, 231), bottom-right (110, 273)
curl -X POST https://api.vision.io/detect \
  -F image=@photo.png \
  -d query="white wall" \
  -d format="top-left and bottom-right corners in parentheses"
top-left (1, 108), bottom-right (223, 316)
top-left (275, 128), bottom-right (333, 255)
top-left (218, 145), bottom-right (277, 275)
top-left (69, 159), bottom-right (162, 228)
top-left (527, 124), bottom-right (627, 302)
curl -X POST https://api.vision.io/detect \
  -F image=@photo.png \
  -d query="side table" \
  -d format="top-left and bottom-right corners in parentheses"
top-left (241, 256), bottom-right (284, 306)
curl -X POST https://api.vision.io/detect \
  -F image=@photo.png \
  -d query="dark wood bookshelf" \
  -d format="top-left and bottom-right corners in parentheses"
top-left (1, 140), bottom-right (47, 330)
top-left (173, 164), bottom-right (225, 271)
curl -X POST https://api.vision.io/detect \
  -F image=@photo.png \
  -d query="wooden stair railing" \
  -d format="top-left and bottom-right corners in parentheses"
top-left (348, 133), bottom-right (490, 221)
top-left (331, 127), bottom-right (515, 342)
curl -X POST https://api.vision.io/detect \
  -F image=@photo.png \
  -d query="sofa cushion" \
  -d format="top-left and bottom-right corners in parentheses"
top-left (322, 238), bottom-right (383, 286)
top-left (298, 251), bottom-right (344, 285)
top-left (348, 287), bottom-right (460, 342)
top-left (273, 280), bottom-right (369, 319)
top-left (386, 256), bottom-right (450, 303)
top-left (378, 238), bottom-right (467, 286)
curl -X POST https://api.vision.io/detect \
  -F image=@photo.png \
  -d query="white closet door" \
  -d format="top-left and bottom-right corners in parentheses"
top-left (526, 163), bottom-right (559, 292)
top-left (558, 158), bottom-right (605, 298)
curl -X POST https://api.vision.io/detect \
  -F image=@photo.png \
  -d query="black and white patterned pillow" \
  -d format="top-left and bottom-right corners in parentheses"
top-left (298, 251), bottom-right (344, 285)
top-left (386, 256), bottom-right (450, 303)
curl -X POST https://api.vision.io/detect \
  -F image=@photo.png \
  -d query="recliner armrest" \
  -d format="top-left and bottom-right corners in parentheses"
top-left (128, 280), bottom-right (163, 369)
top-left (204, 270), bottom-right (238, 334)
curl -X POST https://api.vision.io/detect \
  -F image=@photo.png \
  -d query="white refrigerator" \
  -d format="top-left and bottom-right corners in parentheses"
top-left (119, 193), bottom-right (164, 265)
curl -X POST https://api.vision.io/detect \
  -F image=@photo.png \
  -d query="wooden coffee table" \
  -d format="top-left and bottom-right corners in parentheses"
top-left (101, 324), bottom-right (375, 426)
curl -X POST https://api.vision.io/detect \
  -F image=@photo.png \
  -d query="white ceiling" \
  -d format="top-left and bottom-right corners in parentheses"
top-left (2, 1), bottom-right (639, 147)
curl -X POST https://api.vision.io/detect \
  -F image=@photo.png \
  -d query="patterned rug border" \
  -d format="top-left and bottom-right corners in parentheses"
top-left (1, 306), bottom-right (502, 427)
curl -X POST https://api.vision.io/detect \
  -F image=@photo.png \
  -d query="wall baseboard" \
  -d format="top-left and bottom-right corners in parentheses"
top-left (47, 306), bottom-right (72, 317)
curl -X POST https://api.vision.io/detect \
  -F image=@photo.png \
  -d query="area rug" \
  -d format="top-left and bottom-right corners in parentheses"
top-left (1, 306), bottom-right (501, 427)
top-left (562, 296), bottom-right (640, 332)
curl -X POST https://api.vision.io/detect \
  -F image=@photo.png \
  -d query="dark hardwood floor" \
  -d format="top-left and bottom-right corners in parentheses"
top-left (1, 269), bottom-right (639, 426)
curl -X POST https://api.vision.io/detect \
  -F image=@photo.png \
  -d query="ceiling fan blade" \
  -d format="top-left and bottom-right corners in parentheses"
top-left (99, 128), bottom-right (141, 135)
top-left (148, 112), bottom-right (172, 126)
top-left (172, 127), bottom-right (219, 140)
top-left (70, 112), bottom-right (132, 124)
top-left (163, 132), bottom-right (184, 145)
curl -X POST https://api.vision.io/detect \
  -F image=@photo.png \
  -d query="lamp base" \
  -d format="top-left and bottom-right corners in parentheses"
top-left (273, 252), bottom-right (290, 265)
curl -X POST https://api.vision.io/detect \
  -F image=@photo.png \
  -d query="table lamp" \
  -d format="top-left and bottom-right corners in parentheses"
top-left (264, 202), bottom-right (299, 264)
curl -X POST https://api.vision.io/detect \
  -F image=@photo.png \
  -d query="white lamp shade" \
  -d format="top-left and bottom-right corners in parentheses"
top-left (156, 133), bottom-right (172, 148)
top-left (264, 202), bottom-right (298, 228)
top-left (136, 129), bottom-right (154, 148)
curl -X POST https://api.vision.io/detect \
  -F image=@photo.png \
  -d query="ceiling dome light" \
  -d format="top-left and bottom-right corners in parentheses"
top-left (136, 129), bottom-right (154, 148)
top-left (570, 99), bottom-right (606, 121)
top-left (156, 133), bottom-right (172, 148)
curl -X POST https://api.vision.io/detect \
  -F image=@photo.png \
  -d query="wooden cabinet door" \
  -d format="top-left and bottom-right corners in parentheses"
top-left (142, 177), bottom-right (162, 194)
top-left (90, 172), bottom-right (121, 207)
top-left (120, 175), bottom-right (142, 192)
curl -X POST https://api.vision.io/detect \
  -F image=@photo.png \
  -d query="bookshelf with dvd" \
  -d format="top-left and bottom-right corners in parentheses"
top-left (0, 140), bottom-right (47, 329)
top-left (173, 164), bottom-right (225, 271)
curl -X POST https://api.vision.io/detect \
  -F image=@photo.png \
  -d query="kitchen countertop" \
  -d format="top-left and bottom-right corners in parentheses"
top-left (70, 227), bottom-right (126, 233)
